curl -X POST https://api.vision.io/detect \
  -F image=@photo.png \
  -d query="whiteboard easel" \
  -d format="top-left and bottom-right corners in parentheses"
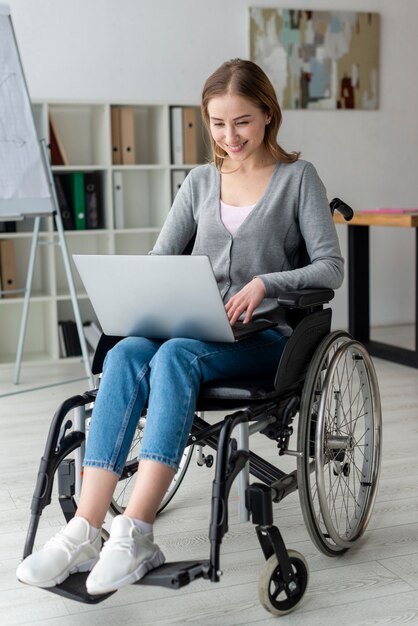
top-left (0, 4), bottom-right (93, 387)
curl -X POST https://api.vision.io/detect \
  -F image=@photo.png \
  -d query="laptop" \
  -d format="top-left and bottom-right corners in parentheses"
top-left (72, 254), bottom-right (277, 343)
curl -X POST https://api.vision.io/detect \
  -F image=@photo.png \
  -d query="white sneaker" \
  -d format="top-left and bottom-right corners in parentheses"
top-left (16, 517), bottom-right (101, 588)
top-left (86, 515), bottom-right (165, 595)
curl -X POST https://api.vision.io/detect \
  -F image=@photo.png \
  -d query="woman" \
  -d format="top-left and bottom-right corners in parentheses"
top-left (17, 59), bottom-right (343, 594)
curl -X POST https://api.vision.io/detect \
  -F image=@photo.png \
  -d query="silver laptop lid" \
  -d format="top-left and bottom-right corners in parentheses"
top-left (72, 254), bottom-right (235, 343)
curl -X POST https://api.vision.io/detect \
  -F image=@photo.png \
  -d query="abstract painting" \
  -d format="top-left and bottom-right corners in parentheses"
top-left (249, 8), bottom-right (379, 109)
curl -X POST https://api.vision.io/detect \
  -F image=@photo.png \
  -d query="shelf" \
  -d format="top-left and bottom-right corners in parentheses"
top-left (111, 105), bottom-right (169, 165)
top-left (113, 231), bottom-right (160, 255)
top-left (0, 293), bottom-right (51, 304)
top-left (48, 103), bottom-right (109, 167)
top-left (0, 300), bottom-right (56, 361)
top-left (111, 164), bottom-right (168, 171)
top-left (56, 229), bottom-right (110, 237)
top-left (112, 227), bottom-right (161, 234)
top-left (52, 165), bottom-right (108, 172)
top-left (56, 291), bottom-right (88, 300)
top-left (0, 99), bottom-right (208, 366)
top-left (112, 168), bottom-right (170, 229)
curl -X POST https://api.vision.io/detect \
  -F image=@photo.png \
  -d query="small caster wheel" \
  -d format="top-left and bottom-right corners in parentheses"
top-left (204, 455), bottom-right (214, 468)
top-left (258, 549), bottom-right (309, 616)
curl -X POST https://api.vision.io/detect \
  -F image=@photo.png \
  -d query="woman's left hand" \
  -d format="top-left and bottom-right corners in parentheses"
top-left (225, 278), bottom-right (266, 326)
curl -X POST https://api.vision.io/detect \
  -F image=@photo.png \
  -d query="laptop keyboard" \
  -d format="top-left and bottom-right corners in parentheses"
top-left (232, 319), bottom-right (278, 340)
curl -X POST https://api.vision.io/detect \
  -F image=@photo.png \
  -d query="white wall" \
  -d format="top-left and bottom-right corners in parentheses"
top-left (7, 0), bottom-right (418, 329)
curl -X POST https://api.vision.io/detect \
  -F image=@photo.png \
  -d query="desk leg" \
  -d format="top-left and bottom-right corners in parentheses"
top-left (415, 228), bottom-right (418, 354)
top-left (349, 225), bottom-right (418, 368)
top-left (348, 225), bottom-right (370, 342)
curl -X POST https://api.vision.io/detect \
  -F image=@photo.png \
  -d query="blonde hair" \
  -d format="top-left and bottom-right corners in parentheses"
top-left (201, 58), bottom-right (300, 170)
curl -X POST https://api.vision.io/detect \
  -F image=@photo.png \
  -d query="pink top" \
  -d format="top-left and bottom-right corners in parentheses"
top-left (220, 200), bottom-right (256, 236)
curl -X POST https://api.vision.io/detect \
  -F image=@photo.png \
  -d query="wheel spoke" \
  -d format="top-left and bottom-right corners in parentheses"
top-left (271, 576), bottom-right (285, 600)
top-left (298, 335), bottom-right (381, 553)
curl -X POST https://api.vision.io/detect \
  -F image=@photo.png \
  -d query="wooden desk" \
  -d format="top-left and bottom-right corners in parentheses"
top-left (334, 212), bottom-right (418, 368)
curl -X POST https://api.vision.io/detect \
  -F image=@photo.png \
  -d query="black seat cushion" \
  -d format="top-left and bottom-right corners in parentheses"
top-left (198, 376), bottom-right (277, 401)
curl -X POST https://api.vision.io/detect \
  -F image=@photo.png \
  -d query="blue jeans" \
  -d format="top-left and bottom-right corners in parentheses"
top-left (83, 330), bottom-right (288, 474)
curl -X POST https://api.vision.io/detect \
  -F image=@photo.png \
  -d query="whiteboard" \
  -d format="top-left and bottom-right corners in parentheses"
top-left (0, 3), bottom-right (53, 217)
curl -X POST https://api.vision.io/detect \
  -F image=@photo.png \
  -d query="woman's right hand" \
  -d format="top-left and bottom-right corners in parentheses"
top-left (225, 278), bottom-right (266, 326)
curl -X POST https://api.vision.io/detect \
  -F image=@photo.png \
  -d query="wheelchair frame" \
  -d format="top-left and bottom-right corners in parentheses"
top-left (23, 376), bottom-right (311, 610)
top-left (20, 200), bottom-right (382, 616)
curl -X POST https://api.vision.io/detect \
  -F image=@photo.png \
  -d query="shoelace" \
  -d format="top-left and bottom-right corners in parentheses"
top-left (45, 530), bottom-right (85, 559)
top-left (101, 532), bottom-right (139, 556)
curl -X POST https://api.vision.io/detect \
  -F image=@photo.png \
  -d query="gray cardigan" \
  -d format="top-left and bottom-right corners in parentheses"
top-left (151, 160), bottom-right (344, 334)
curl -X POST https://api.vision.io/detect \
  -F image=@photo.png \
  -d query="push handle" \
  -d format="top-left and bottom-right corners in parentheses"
top-left (330, 197), bottom-right (354, 221)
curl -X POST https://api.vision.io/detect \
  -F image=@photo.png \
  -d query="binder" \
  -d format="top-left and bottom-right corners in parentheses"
top-left (67, 321), bottom-right (82, 356)
top-left (183, 107), bottom-right (197, 164)
top-left (49, 113), bottom-right (69, 166)
top-left (67, 172), bottom-right (86, 230)
top-left (0, 239), bottom-right (17, 298)
top-left (119, 106), bottom-right (136, 165)
top-left (0, 221), bottom-right (17, 233)
top-left (54, 174), bottom-right (75, 230)
top-left (113, 171), bottom-right (125, 229)
top-left (171, 107), bottom-right (184, 165)
top-left (59, 320), bottom-right (82, 357)
top-left (85, 172), bottom-right (103, 229)
top-left (57, 322), bottom-right (67, 357)
top-left (171, 170), bottom-right (188, 202)
top-left (111, 106), bottom-right (122, 165)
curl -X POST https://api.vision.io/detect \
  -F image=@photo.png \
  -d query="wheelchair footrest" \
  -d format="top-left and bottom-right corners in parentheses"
top-left (45, 572), bottom-right (115, 604)
top-left (135, 560), bottom-right (210, 589)
top-left (43, 560), bottom-right (210, 604)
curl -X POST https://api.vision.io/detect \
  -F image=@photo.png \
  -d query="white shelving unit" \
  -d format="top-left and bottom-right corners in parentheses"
top-left (0, 101), bottom-right (210, 365)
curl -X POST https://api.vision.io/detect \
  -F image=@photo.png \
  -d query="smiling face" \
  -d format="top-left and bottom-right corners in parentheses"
top-left (207, 93), bottom-right (271, 165)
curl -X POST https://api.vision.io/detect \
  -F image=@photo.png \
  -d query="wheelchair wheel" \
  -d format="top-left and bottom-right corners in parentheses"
top-left (297, 332), bottom-right (382, 556)
top-left (258, 550), bottom-right (309, 616)
top-left (108, 416), bottom-right (194, 516)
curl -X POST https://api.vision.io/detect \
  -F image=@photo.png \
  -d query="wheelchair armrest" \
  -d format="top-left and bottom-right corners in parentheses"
top-left (91, 333), bottom-right (124, 375)
top-left (276, 288), bottom-right (335, 308)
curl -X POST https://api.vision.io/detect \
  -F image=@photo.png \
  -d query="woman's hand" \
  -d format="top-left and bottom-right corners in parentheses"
top-left (225, 277), bottom-right (266, 326)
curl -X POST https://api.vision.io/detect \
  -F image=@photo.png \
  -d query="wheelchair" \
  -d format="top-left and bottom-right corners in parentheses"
top-left (21, 198), bottom-right (382, 617)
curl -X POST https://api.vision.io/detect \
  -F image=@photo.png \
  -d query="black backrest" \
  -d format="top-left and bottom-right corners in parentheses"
top-left (273, 308), bottom-right (332, 394)
top-left (91, 334), bottom-right (123, 375)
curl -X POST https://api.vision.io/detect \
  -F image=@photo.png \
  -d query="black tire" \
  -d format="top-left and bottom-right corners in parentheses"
top-left (258, 550), bottom-right (309, 616)
top-left (297, 332), bottom-right (382, 556)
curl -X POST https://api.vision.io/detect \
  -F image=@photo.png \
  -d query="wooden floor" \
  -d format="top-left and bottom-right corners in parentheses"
top-left (1, 333), bottom-right (418, 625)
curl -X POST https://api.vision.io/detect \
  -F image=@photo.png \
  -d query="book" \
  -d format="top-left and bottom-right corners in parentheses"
top-left (113, 171), bottom-right (125, 229)
top-left (0, 239), bottom-right (17, 298)
top-left (66, 172), bottom-right (86, 229)
top-left (170, 107), bottom-right (184, 165)
top-left (54, 174), bottom-right (75, 230)
top-left (360, 208), bottom-right (418, 214)
top-left (59, 320), bottom-right (82, 357)
top-left (57, 322), bottom-right (67, 357)
top-left (119, 106), bottom-right (136, 165)
top-left (49, 113), bottom-right (69, 166)
top-left (67, 321), bottom-right (82, 356)
top-left (59, 321), bottom-right (70, 357)
top-left (85, 172), bottom-right (103, 229)
top-left (111, 106), bottom-right (122, 165)
top-left (183, 107), bottom-right (197, 164)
